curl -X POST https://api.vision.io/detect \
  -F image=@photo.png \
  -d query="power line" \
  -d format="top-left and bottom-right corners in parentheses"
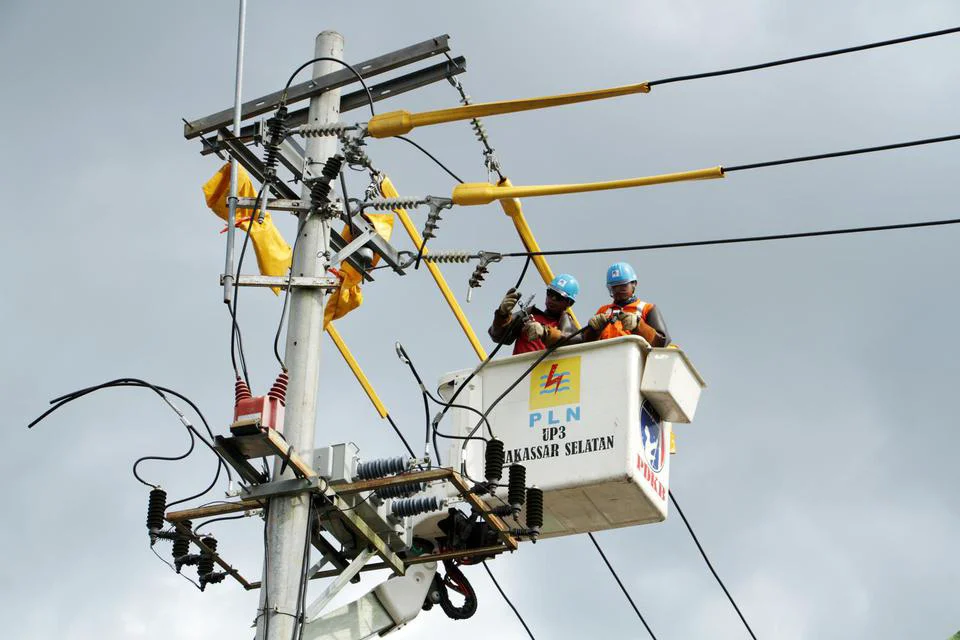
top-left (648, 26), bottom-right (960, 87)
top-left (670, 491), bottom-right (758, 640)
top-left (725, 133), bottom-right (960, 172)
top-left (502, 217), bottom-right (960, 258)
top-left (482, 561), bottom-right (535, 640)
top-left (588, 533), bottom-right (658, 639)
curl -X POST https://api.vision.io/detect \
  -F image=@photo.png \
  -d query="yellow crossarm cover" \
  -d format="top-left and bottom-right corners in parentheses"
top-left (453, 167), bottom-right (725, 206)
top-left (367, 82), bottom-right (651, 138)
top-left (498, 178), bottom-right (580, 328)
top-left (380, 176), bottom-right (488, 360)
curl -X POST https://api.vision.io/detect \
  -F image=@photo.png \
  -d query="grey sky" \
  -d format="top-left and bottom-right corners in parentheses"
top-left (4, 1), bottom-right (960, 638)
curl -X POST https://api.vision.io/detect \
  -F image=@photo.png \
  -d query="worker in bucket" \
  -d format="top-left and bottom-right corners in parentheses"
top-left (584, 262), bottom-right (671, 347)
top-left (488, 274), bottom-right (581, 354)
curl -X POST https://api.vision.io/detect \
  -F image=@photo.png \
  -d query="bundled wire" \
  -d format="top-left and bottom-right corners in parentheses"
top-left (27, 378), bottom-right (232, 506)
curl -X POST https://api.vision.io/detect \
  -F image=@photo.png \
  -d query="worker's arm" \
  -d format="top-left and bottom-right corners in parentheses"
top-left (488, 310), bottom-right (521, 346)
top-left (543, 313), bottom-right (582, 347)
top-left (641, 305), bottom-right (671, 347)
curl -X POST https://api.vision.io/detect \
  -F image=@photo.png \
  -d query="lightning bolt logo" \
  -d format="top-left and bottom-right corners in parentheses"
top-left (543, 364), bottom-right (565, 394)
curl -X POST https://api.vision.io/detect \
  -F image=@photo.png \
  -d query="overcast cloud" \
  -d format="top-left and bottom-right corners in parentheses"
top-left (4, 1), bottom-right (960, 638)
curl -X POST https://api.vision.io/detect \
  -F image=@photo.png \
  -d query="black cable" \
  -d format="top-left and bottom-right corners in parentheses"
top-left (431, 256), bottom-right (532, 464)
top-left (395, 343), bottom-right (434, 461)
top-left (502, 216), bottom-right (960, 258)
top-left (281, 57), bottom-right (376, 117)
top-left (482, 561), bottom-right (535, 640)
top-left (30, 378), bottom-right (233, 501)
top-left (293, 499), bottom-right (314, 640)
top-left (724, 133), bottom-right (960, 172)
top-left (588, 533), bottom-right (658, 639)
top-left (132, 427), bottom-right (195, 488)
top-left (647, 26), bottom-right (960, 87)
top-left (669, 490), bottom-right (758, 640)
top-left (229, 184), bottom-right (268, 388)
top-left (392, 135), bottom-right (465, 184)
top-left (385, 413), bottom-right (417, 458)
top-left (273, 216), bottom-right (307, 371)
top-left (464, 323), bottom-right (592, 444)
top-left (194, 514), bottom-right (247, 533)
top-left (151, 542), bottom-right (203, 591)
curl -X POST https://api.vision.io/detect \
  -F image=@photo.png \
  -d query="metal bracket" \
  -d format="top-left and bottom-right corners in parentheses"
top-left (235, 197), bottom-right (312, 213)
top-left (220, 274), bottom-right (341, 290)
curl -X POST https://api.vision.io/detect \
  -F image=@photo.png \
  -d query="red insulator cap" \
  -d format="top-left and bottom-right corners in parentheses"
top-left (234, 377), bottom-right (252, 404)
top-left (268, 371), bottom-right (289, 405)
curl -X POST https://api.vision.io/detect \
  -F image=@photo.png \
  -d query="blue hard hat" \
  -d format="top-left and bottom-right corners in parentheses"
top-left (548, 273), bottom-right (580, 303)
top-left (606, 262), bottom-right (637, 290)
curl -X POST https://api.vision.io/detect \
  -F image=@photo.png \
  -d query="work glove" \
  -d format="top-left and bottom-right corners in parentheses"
top-left (588, 313), bottom-right (608, 331)
top-left (498, 288), bottom-right (521, 315)
top-left (523, 321), bottom-right (545, 341)
top-left (618, 312), bottom-right (640, 332)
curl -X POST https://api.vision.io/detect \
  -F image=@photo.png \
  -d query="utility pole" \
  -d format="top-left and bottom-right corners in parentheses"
top-left (256, 31), bottom-right (343, 640)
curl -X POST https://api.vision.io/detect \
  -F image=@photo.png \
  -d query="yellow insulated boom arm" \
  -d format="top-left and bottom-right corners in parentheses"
top-left (366, 82), bottom-right (651, 138)
top-left (453, 166), bottom-right (724, 206)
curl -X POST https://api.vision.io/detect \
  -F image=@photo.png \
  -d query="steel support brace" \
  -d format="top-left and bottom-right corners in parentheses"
top-left (304, 547), bottom-right (377, 622)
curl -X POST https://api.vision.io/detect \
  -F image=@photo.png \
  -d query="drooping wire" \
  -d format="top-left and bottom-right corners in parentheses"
top-left (648, 26), bottom-right (960, 87)
top-left (588, 533), bottom-right (658, 639)
top-left (132, 425), bottom-right (195, 488)
top-left (151, 542), bottom-right (203, 590)
top-left (281, 57), bottom-right (376, 117)
top-left (29, 379), bottom-right (233, 502)
top-left (501, 216), bottom-right (960, 258)
top-left (669, 490), bottom-right (758, 640)
top-left (482, 561), bottom-right (535, 640)
top-left (391, 135), bottom-right (465, 184)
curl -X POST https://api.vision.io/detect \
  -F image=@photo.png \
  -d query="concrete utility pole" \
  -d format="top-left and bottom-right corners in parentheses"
top-left (256, 31), bottom-right (344, 640)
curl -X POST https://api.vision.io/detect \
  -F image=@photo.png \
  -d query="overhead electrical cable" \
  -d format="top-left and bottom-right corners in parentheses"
top-left (482, 561), bottom-right (536, 640)
top-left (364, 27), bottom-right (960, 138)
top-left (647, 26), bottom-right (960, 87)
top-left (499, 217), bottom-right (960, 258)
top-left (724, 133), bottom-right (960, 173)
top-left (669, 491), bottom-right (758, 640)
top-left (588, 533), bottom-right (658, 639)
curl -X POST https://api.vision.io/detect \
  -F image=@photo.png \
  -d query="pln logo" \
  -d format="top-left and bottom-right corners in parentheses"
top-left (529, 356), bottom-right (581, 410)
top-left (640, 402), bottom-right (666, 473)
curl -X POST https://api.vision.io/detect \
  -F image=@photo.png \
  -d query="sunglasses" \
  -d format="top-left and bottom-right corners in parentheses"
top-left (546, 289), bottom-right (568, 301)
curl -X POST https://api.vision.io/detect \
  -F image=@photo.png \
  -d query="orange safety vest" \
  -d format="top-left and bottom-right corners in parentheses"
top-left (595, 300), bottom-right (654, 340)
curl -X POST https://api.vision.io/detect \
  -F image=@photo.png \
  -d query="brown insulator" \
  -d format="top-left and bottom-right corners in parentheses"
top-left (267, 371), bottom-right (288, 405)
top-left (234, 376), bottom-right (252, 404)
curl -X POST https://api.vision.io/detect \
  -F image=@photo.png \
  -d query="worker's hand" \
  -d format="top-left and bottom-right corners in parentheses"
top-left (523, 321), bottom-right (545, 341)
top-left (588, 313), bottom-right (608, 331)
top-left (618, 312), bottom-right (640, 332)
top-left (498, 288), bottom-right (521, 315)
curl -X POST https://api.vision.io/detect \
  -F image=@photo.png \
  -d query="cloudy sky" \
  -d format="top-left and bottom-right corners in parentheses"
top-left (4, 1), bottom-right (960, 638)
